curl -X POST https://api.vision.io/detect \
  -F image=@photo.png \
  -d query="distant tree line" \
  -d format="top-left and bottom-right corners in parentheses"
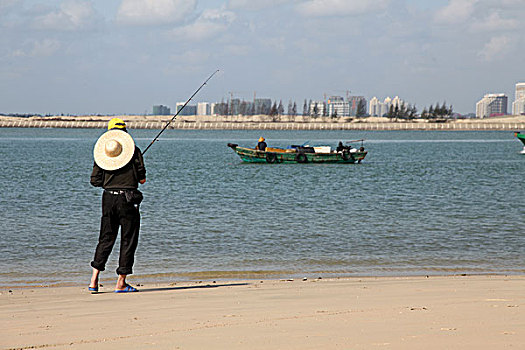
top-left (0, 113), bottom-right (48, 118)
top-left (421, 102), bottom-right (454, 120)
top-left (381, 101), bottom-right (453, 120)
top-left (3, 100), bottom-right (456, 120)
top-left (386, 103), bottom-right (418, 120)
top-left (214, 99), bottom-right (298, 117)
top-left (357, 99), bottom-right (367, 118)
top-left (214, 97), bottom-right (369, 118)
top-left (300, 98), bottom-right (367, 118)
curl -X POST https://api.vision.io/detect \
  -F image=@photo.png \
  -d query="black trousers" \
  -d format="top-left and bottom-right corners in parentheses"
top-left (91, 191), bottom-right (140, 275)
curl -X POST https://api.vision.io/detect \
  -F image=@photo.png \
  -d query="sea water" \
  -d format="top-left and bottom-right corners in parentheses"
top-left (1, 128), bottom-right (524, 287)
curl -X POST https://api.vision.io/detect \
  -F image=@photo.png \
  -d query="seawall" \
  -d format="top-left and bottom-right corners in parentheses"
top-left (1, 117), bottom-right (525, 131)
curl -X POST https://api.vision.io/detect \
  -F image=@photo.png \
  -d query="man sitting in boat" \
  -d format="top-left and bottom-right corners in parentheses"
top-left (336, 141), bottom-right (352, 152)
top-left (255, 137), bottom-right (267, 151)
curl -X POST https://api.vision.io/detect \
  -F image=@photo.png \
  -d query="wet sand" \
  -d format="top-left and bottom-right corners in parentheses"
top-left (2, 275), bottom-right (524, 349)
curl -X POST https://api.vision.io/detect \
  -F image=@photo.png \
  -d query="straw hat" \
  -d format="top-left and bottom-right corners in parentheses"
top-left (259, 137), bottom-right (265, 142)
top-left (93, 129), bottom-right (135, 171)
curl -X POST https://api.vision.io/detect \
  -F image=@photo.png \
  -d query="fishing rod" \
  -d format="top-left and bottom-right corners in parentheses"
top-left (345, 139), bottom-right (365, 148)
top-left (142, 69), bottom-right (220, 155)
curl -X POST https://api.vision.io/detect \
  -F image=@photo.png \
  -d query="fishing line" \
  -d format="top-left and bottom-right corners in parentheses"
top-left (142, 69), bottom-right (220, 155)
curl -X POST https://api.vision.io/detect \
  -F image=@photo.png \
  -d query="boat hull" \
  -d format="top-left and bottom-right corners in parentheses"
top-left (514, 132), bottom-right (525, 153)
top-left (515, 132), bottom-right (525, 145)
top-left (229, 145), bottom-right (367, 164)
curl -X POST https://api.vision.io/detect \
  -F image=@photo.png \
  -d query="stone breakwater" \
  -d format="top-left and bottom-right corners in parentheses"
top-left (2, 117), bottom-right (525, 131)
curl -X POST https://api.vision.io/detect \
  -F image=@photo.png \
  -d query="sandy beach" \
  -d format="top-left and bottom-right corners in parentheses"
top-left (2, 275), bottom-right (523, 349)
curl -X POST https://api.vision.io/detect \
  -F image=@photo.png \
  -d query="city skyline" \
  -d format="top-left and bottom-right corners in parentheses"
top-left (1, 0), bottom-right (524, 115)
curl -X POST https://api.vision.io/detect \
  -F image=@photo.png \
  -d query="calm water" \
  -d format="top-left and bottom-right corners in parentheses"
top-left (1, 128), bottom-right (524, 287)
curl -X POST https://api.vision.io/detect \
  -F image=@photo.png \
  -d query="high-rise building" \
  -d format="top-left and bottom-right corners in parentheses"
top-left (381, 97), bottom-right (392, 117)
top-left (476, 94), bottom-right (508, 118)
top-left (175, 102), bottom-right (197, 115)
top-left (327, 96), bottom-right (349, 116)
top-left (212, 102), bottom-right (225, 115)
top-left (309, 100), bottom-right (325, 116)
top-left (230, 98), bottom-right (241, 115)
top-left (348, 96), bottom-right (367, 116)
top-left (254, 98), bottom-right (272, 115)
top-left (391, 96), bottom-right (403, 108)
top-left (512, 83), bottom-right (525, 115)
top-left (152, 105), bottom-right (170, 115)
top-left (368, 97), bottom-right (380, 116)
top-left (325, 95), bottom-right (367, 117)
top-left (369, 96), bottom-right (404, 117)
top-left (197, 102), bottom-right (211, 116)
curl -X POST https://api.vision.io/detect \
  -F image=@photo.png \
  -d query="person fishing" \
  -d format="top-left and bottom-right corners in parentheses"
top-left (256, 137), bottom-right (267, 151)
top-left (87, 71), bottom-right (217, 294)
top-left (89, 118), bottom-right (146, 293)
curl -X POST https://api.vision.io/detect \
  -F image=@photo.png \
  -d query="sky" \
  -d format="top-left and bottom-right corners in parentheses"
top-left (1, 0), bottom-right (524, 115)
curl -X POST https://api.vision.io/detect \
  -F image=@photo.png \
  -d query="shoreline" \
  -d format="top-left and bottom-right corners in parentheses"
top-left (2, 115), bottom-right (525, 131)
top-left (2, 275), bottom-right (524, 349)
top-left (4, 269), bottom-right (525, 291)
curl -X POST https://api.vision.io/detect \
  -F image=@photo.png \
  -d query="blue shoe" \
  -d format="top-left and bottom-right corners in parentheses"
top-left (114, 285), bottom-right (139, 293)
top-left (88, 286), bottom-right (98, 293)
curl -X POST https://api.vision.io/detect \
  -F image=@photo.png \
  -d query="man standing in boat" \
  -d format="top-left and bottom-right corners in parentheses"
top-left (89, 118), bottom-right (146, 293)
top-left (256, 137), bottom-right (267, 151)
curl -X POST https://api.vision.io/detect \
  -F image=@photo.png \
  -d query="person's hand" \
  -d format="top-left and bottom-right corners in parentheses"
top-left (139, 178), bottom-right (146, 184)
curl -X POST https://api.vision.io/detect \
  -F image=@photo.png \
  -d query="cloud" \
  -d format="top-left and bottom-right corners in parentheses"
top-left (469, 12), bottom-right (519, 32)
top-left (12, 39), bottom-right (61, 57)
top-left (34, 0), bottom-right (96, 31)
top-left (478, 35), bottom-right (511, 61)
top-left (0, 0), bottom-right (19, 12)
top-left (296, 0), bottom-right (389, 17)
top-left (168, 8), bottom-right (236, 41)
top-left (164, 49), bottom-right (212, 75)
top-left (31, 39), bottom-right (61, 56)
top-left (224, 44), bottom-right (250, 56)
top-left (227, 0), bottom-right (287, 11)
top-left (494, 0), bottom-right (525, 7)
top-left (116, 0), bottom-right (196, 26)
top-left (260, 36), bottom-right (286, 52)
top-left (434, 0), bottom-right (478, 24)
top-left (169, 49), bottom-right (211, 65)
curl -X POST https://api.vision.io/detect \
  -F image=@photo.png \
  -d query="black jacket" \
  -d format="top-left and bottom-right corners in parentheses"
top-left (91, 146), bottom-right (146, 190)
top-left (256, 141), bottom-right (267, 151)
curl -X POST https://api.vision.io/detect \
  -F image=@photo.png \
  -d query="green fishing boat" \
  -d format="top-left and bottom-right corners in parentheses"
top-left (227, 141), bottom-right (367, 164)
top-left (515, 132), bottom-right (525, 154)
